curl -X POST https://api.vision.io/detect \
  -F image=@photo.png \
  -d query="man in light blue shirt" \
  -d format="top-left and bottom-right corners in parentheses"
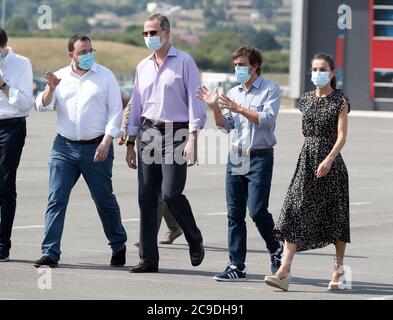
top-left (197, 46), bottom-right (283, 281)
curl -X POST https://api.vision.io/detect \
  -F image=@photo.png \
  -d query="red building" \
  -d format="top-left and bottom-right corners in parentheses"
top-left (290, 0), bottom-right (393, 110)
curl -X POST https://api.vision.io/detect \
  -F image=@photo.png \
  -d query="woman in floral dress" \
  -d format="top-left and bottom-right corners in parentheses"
top-left (265, 53), bottom-right (350, 291)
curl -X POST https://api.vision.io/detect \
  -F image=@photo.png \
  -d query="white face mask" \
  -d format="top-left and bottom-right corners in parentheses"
top-left (311, 71), bottom-right (331, 88)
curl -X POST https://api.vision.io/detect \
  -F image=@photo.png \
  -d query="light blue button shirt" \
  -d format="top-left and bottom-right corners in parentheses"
top-left (218, 76), bottom-right (281, 150)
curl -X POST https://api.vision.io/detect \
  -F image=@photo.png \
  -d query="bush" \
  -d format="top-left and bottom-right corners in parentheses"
top-left (58, 15), bottom-right (92, 35)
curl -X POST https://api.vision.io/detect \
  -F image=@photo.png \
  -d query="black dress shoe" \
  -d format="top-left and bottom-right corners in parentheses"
top-left (34, 256), bottom-right (58, 268)
top-left (189, 241), bottom-right (204, 267)
top-left (129, 261), bottom-right (158, 273)
top-left (110, 245), bottom-right (126, 267)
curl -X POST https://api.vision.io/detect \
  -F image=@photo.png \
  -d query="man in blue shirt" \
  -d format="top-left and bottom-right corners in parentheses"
top-left (197, 46), bottom-right (283, 281)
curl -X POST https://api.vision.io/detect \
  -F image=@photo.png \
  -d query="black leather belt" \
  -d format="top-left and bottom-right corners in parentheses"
top-left (231, 146), bottom-right (274, 156)
top-left (143, 118), bottom-right (189, 129)
top-left (0, 117), bottom-right (26, 126)
top-left (58, 134), bottom-right (104, 145)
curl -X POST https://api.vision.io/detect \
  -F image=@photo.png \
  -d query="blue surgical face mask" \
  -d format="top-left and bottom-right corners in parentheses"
top-left (311, 71), bottom-right (330, 88)
top-left (78, 52), bottom-right (95, 70)
top-left (235, 66), bottom-right (251, 84)
top-left (144, 36), bottom-right (164, 52)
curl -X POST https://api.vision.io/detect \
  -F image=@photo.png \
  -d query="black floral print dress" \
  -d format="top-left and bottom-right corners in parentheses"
top-left (274, 89), bottom-right (350, 252)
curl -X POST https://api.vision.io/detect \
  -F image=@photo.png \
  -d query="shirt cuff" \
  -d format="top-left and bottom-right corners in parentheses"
top-left (8, 87), bottom-right (19, 105)
top-left (189, 122), bottom-right (203, 133)
top-left (105, 126), bottom-right (122, 139)
top-left (35, 92), bottom-right (55, 111)
top-left (217, 117), bottom-right (233, 133)
top-left (127, 125), bottom-right (141, 137)
top-left (258, 111), bottom-right (272, 129)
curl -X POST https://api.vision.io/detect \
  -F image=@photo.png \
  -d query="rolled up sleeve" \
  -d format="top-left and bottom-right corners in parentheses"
top-left (217, 108), bottom-right (235, 134)
top-left (104, 72), bottom-right (123, 138)
top-left (258, 83), bottom-right (281, 129)
top-left (8, 60), bottom-right (33, 113)
top-left (184, 58), bottom-right (207, 133)
top-left (35, 87), bottom-right (56, 112)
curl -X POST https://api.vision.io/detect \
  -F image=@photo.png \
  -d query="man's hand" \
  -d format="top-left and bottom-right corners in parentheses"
top-left (94, 143), bottom-right (110, 162)
top-left (218, 95), bottom-right (242, 113)
top-left (44, 71), bottom-right (61, 90)
top-left (196, 86), bottom-right (219, 110)
top-left (183, 134), bottom-right (198, 167)
top-left (94, 135), bottom-right (113, 162)
top-left (117, 133), bottom-right (127, 146)
top-left (126, 144), bottom-right (137, 169)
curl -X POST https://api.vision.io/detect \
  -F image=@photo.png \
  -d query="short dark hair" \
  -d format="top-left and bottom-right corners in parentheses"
top-left (146, 13), bottom-right (171, 31)
top-left (0, 28), bottom-right (8, 48)
top-left (232, 46), bottom-right (263, 76)
top-left (68, 34), bottom-right (91, 52)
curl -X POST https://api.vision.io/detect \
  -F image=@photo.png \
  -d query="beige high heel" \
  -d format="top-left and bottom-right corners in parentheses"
top-left (328, 257), bottom-right (345, 290)
top-left (264, 258), bottom-right (292, 291)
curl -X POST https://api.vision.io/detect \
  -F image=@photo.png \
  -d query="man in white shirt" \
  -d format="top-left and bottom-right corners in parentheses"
top-left (34, 34), bottom-right (127, 267)
top-left (0, 28), bottom-right (33, 262)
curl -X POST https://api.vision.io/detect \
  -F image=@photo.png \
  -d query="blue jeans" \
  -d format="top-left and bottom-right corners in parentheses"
top-left (41, 135), bottom-right (127, 262)
top-left (0, 120), bottom-right (26, 253)
top-left (226, 149), bottom-right (280, 270)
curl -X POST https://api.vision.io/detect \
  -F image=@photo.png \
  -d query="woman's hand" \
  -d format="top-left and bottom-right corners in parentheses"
top-left (316, 158), bottom-right (333, 179)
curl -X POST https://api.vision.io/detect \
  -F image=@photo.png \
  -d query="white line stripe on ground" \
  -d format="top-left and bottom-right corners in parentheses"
top-left (204, 212), bottom-right (227, 216)
top-left (350, 202), bottom-right (371, 206)
top-left (13, 212), bottom-right (227, 230)
top-left (13, 225), bottom-right (44, 230)
top-left (280, 109), bottom-right (393, 119)
top-left (13, 218), bottom-right (141, 230)
top-left (369, 295), bottom-right (393, 300)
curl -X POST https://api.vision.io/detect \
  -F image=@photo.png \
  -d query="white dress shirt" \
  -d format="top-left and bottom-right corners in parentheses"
top-left (0, 47), bottom-right (33, 119)
top-left (36, 63), bottom-right (123, 140)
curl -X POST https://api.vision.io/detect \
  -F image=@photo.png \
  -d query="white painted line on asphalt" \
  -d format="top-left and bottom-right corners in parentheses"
top-left (13, 225), bottom-right (44, 230)
top-left (369, 295), bottom-right (393, 300)
top-left (13, 218), bottom-right (141, 230)
top-left (280, 109), bottom-right (393, 119)
top-left (350, 202), bottom-right (371, 206)
top-left (204, 212), bottom-right (227, 216)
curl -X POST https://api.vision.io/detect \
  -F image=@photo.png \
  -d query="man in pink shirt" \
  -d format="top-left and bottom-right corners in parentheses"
top-left (126, 14), bottom-right (207, 273)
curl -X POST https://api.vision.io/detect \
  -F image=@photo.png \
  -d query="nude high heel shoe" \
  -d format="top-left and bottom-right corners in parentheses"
top-left (264, 258), bottom-right (292, 291)
top-left (328, 257), bottom-right (345, 291)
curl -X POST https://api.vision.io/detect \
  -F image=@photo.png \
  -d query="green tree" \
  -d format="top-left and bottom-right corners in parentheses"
top-left (59, 15), bottom-right (92, 35)
top-left (276, 21), bottom-right (291, 37)
top-left (253, 30), bottom-right (281, 51)
top-left (189, 32), bottom-right (252, 72)
top-left (6, 16), bottom-right (29, 31)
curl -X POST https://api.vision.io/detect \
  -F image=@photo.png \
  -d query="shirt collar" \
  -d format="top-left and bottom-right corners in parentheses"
top-left (238, 76), bottom-right (264, 92)
top-left (148, 45), bottom-right (178, 61)
top-left (68, 62), bottom-right (98, 76)
top-left (3, 47), bottom-right (16, 63)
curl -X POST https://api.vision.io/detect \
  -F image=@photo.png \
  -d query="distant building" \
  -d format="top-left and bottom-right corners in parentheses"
top-left (147, 2), bottom-right (181, 15)
top-left (290, 0), bottom-right (393, 111)
top-left (88, 12), bottom-right (120, 27)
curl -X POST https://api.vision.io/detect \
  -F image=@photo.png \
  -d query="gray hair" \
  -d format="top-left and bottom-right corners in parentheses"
top-left (146, 13), bottom-right (171, 31)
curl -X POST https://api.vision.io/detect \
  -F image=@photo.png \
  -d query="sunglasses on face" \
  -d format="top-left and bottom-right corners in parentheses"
top-left (142, 30), bottom-right (161, 37)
